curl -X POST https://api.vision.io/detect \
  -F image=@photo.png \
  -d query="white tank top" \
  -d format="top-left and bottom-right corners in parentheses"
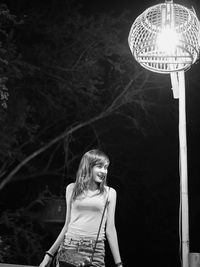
top-left (66, 190), bottom-right (109, 240)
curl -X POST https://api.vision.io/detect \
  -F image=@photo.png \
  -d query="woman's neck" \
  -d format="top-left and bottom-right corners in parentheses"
top-left (88, 182), bottom-right (99, 191)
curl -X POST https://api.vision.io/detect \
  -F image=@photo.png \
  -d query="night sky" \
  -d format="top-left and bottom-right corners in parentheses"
top-left (0, 0), bottom-right (200, 267)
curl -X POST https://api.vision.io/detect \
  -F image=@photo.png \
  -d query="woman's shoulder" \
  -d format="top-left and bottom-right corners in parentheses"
top-left (105, 186), bottom-right (116, 196)
top-left (66, 183), bottom-right (75, 193)
top-left (105, 185), bottom-right (115, 191)
top-left (65, 183), bottom-right (75, 199)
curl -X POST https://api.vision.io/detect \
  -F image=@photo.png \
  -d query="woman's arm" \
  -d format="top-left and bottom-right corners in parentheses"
top-left (39, 183), bottom-right (74, 267)
top-left (106, 187), bottom-right (123, 266)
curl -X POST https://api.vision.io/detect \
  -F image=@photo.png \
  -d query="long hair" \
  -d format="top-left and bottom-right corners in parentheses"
top-left (72, 149), bottom-right (109, 200)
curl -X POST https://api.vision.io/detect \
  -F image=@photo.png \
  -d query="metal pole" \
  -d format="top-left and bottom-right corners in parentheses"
top-left (178, 71), bottom-right (189, 267)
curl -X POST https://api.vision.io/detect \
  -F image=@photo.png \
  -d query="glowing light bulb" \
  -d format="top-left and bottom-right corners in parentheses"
top-left (157, 26), bottom-right (179, 53)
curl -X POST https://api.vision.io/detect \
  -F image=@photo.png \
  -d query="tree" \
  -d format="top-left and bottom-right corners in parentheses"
top-left (0, 4), bottom-right (36, 182)
top-left (0, 0), bottom-right (168, 191)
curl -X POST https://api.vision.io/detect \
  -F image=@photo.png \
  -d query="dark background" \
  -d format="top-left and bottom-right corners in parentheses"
top-left (0, 0), bottom-right (200, 266)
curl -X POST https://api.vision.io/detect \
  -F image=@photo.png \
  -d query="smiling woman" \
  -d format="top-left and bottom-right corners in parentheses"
top-left (39, 149), bottom-right (123, 267)
top-left (90, 160), bottom-right (109, 185)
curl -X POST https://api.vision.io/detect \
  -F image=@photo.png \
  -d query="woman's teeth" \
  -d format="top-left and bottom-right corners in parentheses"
top-left (98, 174), bottom-right (104, 179)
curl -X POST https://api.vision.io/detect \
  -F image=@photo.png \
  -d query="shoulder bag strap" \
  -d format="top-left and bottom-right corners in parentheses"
top-left (90, 187), bottom-right (110, 262)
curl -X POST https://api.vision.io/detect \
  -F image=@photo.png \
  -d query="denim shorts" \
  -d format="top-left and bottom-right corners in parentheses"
top-left (57, 234), bottom-right (105, 267)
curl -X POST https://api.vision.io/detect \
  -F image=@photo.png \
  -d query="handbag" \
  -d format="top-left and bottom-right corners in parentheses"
top-left (57, 188), bottom-right (110, 267)
top-left (58, 250), bottom-right (92, 267)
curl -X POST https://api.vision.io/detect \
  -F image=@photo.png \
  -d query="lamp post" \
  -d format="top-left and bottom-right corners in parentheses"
top-left (128, 1), bottom-right (200, 267)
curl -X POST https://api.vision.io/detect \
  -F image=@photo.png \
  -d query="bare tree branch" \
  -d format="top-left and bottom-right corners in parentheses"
top-left (0, 77), bottom-right (141, 190)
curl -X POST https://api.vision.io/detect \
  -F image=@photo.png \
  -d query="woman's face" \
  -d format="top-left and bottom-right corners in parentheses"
top-left (91, 161), bottom-right (109, 184)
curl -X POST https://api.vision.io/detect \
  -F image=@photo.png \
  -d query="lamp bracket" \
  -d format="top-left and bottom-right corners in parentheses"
top-left (170, 72), bottom-right (180, 99)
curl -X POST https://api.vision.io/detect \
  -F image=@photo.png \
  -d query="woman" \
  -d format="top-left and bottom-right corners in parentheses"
top-left (39, 149), bottom-right (123, 267)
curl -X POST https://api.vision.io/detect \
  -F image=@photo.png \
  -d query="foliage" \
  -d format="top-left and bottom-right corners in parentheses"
top-left (0, 4), bottom-right (38, 181)
top-left (0, 207), bottom-right (46, 265)
top-left (0, 235), bottom-right (10, 262)
top-left (0, 0), bottom-right (167, 190)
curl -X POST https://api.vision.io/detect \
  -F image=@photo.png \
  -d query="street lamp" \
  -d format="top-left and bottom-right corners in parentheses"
top-left (128, 1), bottom-right (200, 267)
